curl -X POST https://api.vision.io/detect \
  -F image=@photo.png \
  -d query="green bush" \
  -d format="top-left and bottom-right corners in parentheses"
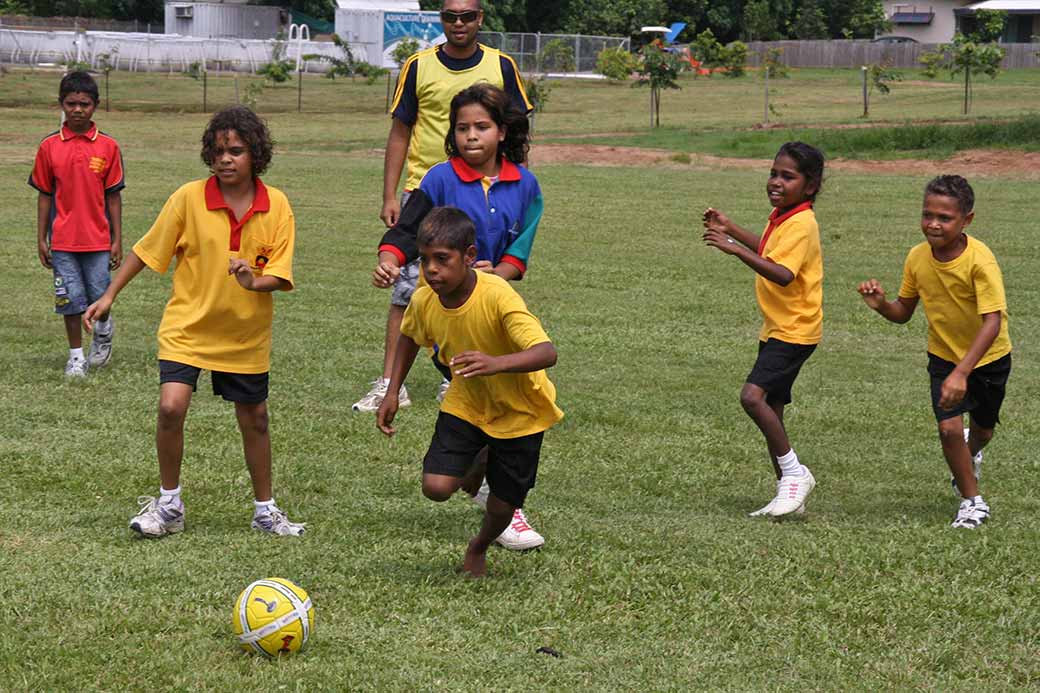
top-left (524, 73), bottom-right (553, 112)
top-left (541, 39), bottom-right (576, 73)
top-left (762, 47), bottom-right (789, 78)
top-left (719, 41), bottom-right (748, 78)
top-left (690, 29), bottom-right (722, 66)
top-left (391, 37), bottom-right (420, 67)
top-left (595, 46), bottom-right (638, 82)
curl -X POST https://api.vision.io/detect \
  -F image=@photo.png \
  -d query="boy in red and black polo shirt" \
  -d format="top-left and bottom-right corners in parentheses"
top-left (30, 71), bottom-right (124, 377)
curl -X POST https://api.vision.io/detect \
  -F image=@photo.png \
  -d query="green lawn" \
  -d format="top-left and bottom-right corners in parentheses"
top-left (2, 71), bottom-right (1040, 690)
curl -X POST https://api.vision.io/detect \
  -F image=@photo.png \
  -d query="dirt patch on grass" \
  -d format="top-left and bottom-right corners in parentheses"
top-left (531, 143), bottom-right (1040, 179)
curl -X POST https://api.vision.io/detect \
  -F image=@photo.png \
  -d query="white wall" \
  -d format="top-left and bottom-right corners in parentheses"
top-left (882, 1), bottom-right (974, 42)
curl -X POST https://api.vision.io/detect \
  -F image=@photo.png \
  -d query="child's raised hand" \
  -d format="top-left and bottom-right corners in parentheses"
top-left (857, 279), bottom-right (886, 309)
top-left (372, 261), bottom-right (401, 288)
top-left (702, 207), bottom-right (731, 234)
top-left (703, 227), bottom-right (741, 255)
top-left (473, 260), bottom-right (494, 273)
top-left (229, 258), bottom-right (254, 289)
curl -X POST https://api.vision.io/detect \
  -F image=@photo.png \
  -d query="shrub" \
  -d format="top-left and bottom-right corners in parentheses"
top-left (541, 39), bottom-right (576, 73)
top-left (762, 47), bottom-right (788, 78)
top-left (719, 41), bottom-right (748, 78)
top-left (258, 33), bottom-right (293, 83)
top-left (392, 37), bottom-right (420, 67)
top-left (596, 46), bottom-right (638, 82)
top-left (524, 73), bottom-right (553, 112)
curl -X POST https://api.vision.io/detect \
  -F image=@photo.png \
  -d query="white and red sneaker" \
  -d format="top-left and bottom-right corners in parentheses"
top-left (495, 508), bottom-right (545, 550)
top-left (769, 468), bottom-right (816, 517)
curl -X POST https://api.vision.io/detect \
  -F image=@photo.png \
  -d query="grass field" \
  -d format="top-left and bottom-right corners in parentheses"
top-left (2, 69), bottom-right (1040, 690)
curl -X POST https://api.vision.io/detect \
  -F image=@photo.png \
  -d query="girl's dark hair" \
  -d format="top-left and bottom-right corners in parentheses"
top-left (444, 82), bottom-right (530, 164)
top-left (59, 71), bottom-right (99, 104)
top-left (200, 105), bottom-right (273, 176)
top-left (924, 175), bottom-right (975, 215)
top-left (776, 141), bottom-right (825, 201)
top-left (418, 206), bottom-right (476, 252)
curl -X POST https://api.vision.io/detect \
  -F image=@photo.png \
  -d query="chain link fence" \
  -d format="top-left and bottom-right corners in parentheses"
top-left (477, 32), bottom-right (630, 74)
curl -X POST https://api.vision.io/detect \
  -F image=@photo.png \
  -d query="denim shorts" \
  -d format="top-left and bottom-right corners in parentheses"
top-left (51, 250), bottom-right (111, 315)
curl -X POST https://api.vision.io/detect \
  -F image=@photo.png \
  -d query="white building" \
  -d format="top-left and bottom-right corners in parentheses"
top-left (882, 1), bottom-right (1040, 42)
top-left (165, 0), bottom-right (286, 39)
top-left (335, 0), bottom-right (445, 68)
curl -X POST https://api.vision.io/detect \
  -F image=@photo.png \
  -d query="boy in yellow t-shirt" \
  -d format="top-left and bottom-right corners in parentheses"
top-left (376, 207), bottom-right (562, 578)
top-left (84, 106), bottom-right (304, 538)
top-left (859, 175), bottom-right (1011, 529)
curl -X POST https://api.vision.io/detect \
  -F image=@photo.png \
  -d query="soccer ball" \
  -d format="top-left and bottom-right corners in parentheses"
top-left (233, 578), bottom-right (314, 657)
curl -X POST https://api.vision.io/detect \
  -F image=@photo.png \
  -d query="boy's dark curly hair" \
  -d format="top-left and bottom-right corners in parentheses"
top-left (59, 71), bottom-right (99, 104)
top-left (925, 175), bottom-right (974, 215)
top-left (444, 82), bottom-right (530, 164)
top-left (418, 206), bottom-right (476, 252)
top-left (776, 141), bottom-right (825, 202)
top-left (200, 105), bottom-right (273, 176)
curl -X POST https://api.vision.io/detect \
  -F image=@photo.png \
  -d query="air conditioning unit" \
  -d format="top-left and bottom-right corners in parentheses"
top-left (174, 5), bottom-right (194, 19)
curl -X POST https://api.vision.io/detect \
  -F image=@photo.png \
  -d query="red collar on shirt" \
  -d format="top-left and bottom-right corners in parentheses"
top-left (205, 175), bottom-right (270, 251)
top-left (758, 201), bottom-right (813, 256)
top-left (449, 156), bottom-right (522, 183)
top-left (60, 122), bottom-right (98, 141)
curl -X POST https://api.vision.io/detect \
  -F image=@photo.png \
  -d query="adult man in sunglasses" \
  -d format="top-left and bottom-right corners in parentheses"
top-left (357, 0), bottom-right (544, 551)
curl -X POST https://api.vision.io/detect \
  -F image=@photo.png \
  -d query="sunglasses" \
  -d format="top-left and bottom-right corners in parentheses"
top-left (440, 10), bottom-right (480, 24)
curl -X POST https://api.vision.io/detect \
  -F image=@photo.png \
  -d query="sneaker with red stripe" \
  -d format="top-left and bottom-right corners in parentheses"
top-left (768, 468), bottom-right (816, 517)
top-left (495, 508), bottom-right (545, 550)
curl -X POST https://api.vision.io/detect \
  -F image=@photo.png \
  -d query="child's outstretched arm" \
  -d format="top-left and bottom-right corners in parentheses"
top-left (83, 251), bottom-right (148, 331)
top-left (702, 207), bottom-right (795, 285)
top-left (376, 334), bottom-right (421, 436)
top-left (940, 311), bottom-right (1001, 409)
top-left (229, 259), bottom-right (291, 292)
top-left (703, 207), bottom-right (760, 249)
top-left (857, 279), bottom-right (918, 324)
top-left (450, 342), bottom-right (557, 379)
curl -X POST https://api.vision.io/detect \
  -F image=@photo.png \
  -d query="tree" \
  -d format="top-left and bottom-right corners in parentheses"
top-left (792, 0), bottom-right (828, 40)
top-left (920, 33), bottom-right (1005, 114)
top-left (839, 0), bottom-right (890, 39)
top-left (561, 0), bottom-right (668, 38)
top-left (634, 41), bottom-right (682, 127)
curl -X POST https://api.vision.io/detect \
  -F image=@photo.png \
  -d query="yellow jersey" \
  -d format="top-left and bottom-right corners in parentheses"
top-left (401, 271), bottom-right (562, 439)
top-left (755, 204), bottom-right (823, 345)
top-left (898, 235), bottom-right (1011, 366)
top-left (133, 177), bottom-right (295, 374)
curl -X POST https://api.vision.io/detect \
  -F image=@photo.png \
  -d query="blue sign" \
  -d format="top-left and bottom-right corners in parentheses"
top-left (383, 11), bottom-right (443, 66)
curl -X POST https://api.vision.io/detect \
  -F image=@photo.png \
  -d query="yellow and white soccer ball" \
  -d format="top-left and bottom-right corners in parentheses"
top-left (233, 578), bottom-right (314, 657)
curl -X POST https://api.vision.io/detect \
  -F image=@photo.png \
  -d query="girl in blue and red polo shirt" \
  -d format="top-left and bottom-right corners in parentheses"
top-left (372, 82), bottom-right (547, 552)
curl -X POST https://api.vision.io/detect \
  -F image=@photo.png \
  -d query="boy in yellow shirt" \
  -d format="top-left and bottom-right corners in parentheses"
top-left (859, 175), bottom-right (1011, 529)
top-left (376, 207), bottom-right (562, 578)
top-left (84, 106), bottom-right (304, 538)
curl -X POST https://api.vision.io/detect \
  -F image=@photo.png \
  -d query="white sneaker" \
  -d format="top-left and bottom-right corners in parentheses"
top-left (951, 427), bottom-right (983, 495)
top-left (768, 468), bottom-right (816, 517)
top-left (437, 377), bottom-right (451, 402)
top-left (951, 498), bottom-right (990, 529)
top-left (494, 508), bottom-right (545, 550)
top-left (351, 378), bottom-right (411, 413)
top-left (129, 495), bottom-right (184, 537)
top-left (748, 484), bottom-right (805, 517)
top-left (251, 505), bottom-right (306, 536)
top-left (88, 319), bottom-right (113, 368)
top-left (64, 354), bottom-right (88, 378)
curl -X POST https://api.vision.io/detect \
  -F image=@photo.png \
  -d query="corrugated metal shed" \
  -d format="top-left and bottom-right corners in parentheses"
top-left (164, 1), bottom-right (285, 39)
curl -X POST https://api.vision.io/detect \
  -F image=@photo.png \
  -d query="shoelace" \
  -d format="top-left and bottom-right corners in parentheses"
top-left (510, 511), bottom-right (532, 533)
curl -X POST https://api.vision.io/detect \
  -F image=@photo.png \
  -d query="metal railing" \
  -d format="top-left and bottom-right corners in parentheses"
top-left (477, 31), bottom-right (630, 74)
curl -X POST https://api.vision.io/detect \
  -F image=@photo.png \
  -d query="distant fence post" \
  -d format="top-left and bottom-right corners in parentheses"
top-left (763, 66), bottom-right (769, 124)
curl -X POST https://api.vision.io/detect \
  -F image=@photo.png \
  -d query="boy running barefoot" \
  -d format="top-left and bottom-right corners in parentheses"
top-left (376, 207), bottom-right (562, 577)
top-left (859, 175), bottom-right (1011, 529)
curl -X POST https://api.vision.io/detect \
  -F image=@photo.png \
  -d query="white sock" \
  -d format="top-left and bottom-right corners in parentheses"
top-left (95, 316), bottom-right (112, 334)
top-left (159, 486), bottom-right (182, 505)
top-left (254, 498), bottom-right (275, 515)
top-left (777, 449), bottom-right (805, 477)
top-left (70, 347), bottom-right (85, 360)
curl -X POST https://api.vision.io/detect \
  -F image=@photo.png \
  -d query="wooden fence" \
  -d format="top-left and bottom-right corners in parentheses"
top-left (744, 40), bottom-right (1040, 69)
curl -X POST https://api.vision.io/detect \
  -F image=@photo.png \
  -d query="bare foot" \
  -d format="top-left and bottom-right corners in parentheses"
top-left (461, 540), bottom-right (487, 578)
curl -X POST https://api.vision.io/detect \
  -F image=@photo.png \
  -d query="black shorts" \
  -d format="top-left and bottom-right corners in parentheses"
top-left (746, 339), bottom-right (817, 405)
top-left (423, 412), bottom-right (543, 508)
top-left (928, 352), bottom-right (1011, 429)
top-left (159, 360), bottom-right (269, 404)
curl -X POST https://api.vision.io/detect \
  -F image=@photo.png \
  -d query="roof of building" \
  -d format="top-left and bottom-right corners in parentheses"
top-left (961, 0), bottom-right (1040, 10)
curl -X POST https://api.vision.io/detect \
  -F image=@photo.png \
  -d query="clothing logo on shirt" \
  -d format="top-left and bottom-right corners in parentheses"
top-left (88, 156), bottom-right (107, 174)
top-left (252, 246), bottom-right (274, 271)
